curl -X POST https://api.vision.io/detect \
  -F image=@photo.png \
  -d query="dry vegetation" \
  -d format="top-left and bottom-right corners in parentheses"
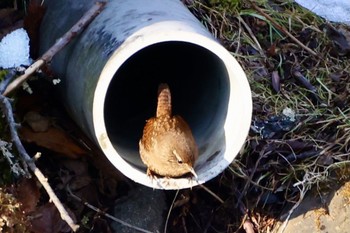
top-left (177, 0), bottom-right (350, 232)
top-left (1, 0), bottom-right (350, 232)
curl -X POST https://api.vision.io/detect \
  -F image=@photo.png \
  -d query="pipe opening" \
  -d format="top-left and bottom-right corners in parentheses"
top-left (104, 41), bottom-right (230, 170)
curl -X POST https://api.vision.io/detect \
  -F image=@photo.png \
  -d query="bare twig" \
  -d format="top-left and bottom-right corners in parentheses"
top-left (164, 190), bottom-right (179, 233)
top-left (236, 145), bottom-right (270, 208)
top-left (278, 184), bottom-right (307, 233)
top-left (0, 94), bottom-right (80, 231)
top-left (66, 186), bottom-right (153, 233)
top-left (0, 69), bottom-right (79, 231)
top-left (234, 191), bottom-right (255, 233)
top-left (237, 15), bottom-right (265, 58)
top-left (0, 69), bottom-right (29, 175)
top-left (0, 3), bottom-right (106, 231)
top-left (243, 219), bottom-right (255, 233)
top-left (199, 184), bottom-right (225, 204)
top-left (248, 1), bottom-right (318, 57)
top-left (3, 1), bottom-right (106, 96)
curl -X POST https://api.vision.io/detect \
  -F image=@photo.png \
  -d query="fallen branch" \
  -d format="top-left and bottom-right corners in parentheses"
top-left (0, 3), bottom-right (106, 231)
top-left (3, 1), bottom-right (106, 96)
top-left (0, 91), bottom-right (79, 231)
top-left (0, 3), bottom-right (107, 231)
top-left (248, 1), bottom-right (318, 57)
top-left (0, 69), bottom-right (30, 176)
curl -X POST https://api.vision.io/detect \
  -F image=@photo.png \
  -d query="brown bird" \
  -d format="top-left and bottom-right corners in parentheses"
top-left (139, 83), bottom-right (198, 178)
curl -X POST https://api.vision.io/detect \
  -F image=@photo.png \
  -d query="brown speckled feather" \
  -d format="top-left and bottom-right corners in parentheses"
top-left (139, 83), bottom-right (198, 177)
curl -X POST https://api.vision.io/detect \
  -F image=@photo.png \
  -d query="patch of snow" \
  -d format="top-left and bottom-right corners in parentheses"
top-left (295, 0), bottom-right (350, 25)
top-left (0, 28), bottom-right (31, 69)
top-left (282, 107), bottom-right (296, 122)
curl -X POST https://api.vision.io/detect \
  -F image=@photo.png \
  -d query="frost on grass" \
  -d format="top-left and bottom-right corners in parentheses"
top-left (0, 140), bottom-right (26, 176)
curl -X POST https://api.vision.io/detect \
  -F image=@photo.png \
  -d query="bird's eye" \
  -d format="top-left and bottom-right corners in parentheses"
top-left (173, 150), bottom-right (183, 164)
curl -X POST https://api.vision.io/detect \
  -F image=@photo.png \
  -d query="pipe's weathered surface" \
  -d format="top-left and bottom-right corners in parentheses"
top-left (40, 0), bottom-right (252, 189)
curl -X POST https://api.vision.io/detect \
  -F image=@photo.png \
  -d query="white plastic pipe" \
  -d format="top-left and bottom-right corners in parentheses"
top-left (40, 0), bottom-right (252, 189)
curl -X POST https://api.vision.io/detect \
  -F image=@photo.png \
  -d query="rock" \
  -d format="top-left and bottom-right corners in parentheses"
top-left (111, 184), bottom-right (167, 233)
top-left (273, 181), bottom-right (350, 233)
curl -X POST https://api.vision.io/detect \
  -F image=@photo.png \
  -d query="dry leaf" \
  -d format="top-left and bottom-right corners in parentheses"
top-left (30, 203), bottom-right (73, 233)
top-left (19, 126), bottom-right (87, 159)
top-left (271, 71), bottom-right (280, 92)
top-left (329, 72), bottom-right (347, 82)
top-left (16, 178), bottom-right (40, 213)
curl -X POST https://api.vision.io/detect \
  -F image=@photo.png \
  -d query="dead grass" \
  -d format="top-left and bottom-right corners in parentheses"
top-left (340, 181), bottom-right (350, 204)
top-left (179, 0), bottom-right (350, 232)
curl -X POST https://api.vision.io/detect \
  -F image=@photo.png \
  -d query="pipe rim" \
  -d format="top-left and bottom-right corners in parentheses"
top-left (93, 21), bottom-right (252, 189)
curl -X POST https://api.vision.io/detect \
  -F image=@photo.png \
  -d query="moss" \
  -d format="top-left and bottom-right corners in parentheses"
top-left (0, 188), bottom-right (30, 233)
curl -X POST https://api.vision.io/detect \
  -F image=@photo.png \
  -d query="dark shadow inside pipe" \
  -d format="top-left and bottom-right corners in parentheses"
top-left (104, 42), bottom-right (229, 167)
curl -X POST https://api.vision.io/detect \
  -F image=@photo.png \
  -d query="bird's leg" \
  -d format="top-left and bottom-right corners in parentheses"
top-left (146, 168), bottom-right (152, 176)
top-left (147, 169), bottom-right (172, 188)
top-left (146, 168), bottom-right (160, 183)
top-left (147, 168), bottom-right (155, 177)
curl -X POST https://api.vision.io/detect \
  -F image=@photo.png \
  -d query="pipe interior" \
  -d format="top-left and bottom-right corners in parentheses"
top-left (104, 41), bottom-right (230, 169)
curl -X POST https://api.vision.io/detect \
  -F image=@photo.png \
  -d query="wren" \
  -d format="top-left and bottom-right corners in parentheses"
top-left (139, 83), bottom-right (198, 178)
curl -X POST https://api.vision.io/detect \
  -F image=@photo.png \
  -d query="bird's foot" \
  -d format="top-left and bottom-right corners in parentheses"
top-left (147, 168), bottom-right (158, 182)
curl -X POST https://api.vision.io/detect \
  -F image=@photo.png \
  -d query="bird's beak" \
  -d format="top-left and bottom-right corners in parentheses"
top-left (188, 166), bottom-right (198, 179)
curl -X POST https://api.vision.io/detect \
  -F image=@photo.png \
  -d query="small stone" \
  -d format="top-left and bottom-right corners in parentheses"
top-left (273, 181), bottom-right (350, 233)
top-left (23, 111), bottom-right (51, 132)
top-left (111, 184), bottom-right (166, 233)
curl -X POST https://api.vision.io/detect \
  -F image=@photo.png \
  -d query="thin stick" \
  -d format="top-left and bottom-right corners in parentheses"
top-left (0, 96), bottom-right (79, 231)
top-left (199, 184), bottom-right (224, 204)
top-left (164, 190), bottom-right (179, 233)
top-left (248, 1), bottom-right (318, 57)
top-left (66, 186), bottom-right (153, 233)
top-left (243, 219), bottom-right (255, 233)
top-left (237, 15), bottom-right (265, 58)
top-left (3, 1), bottom-right (106, 96)
top-left (236, 146), bottom-right (268, 208)
top-left (278, 185), bottom-right (307, 233)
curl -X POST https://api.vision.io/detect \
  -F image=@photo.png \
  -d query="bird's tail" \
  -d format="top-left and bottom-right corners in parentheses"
top-left (157, 83), bottom-right (172, 117)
